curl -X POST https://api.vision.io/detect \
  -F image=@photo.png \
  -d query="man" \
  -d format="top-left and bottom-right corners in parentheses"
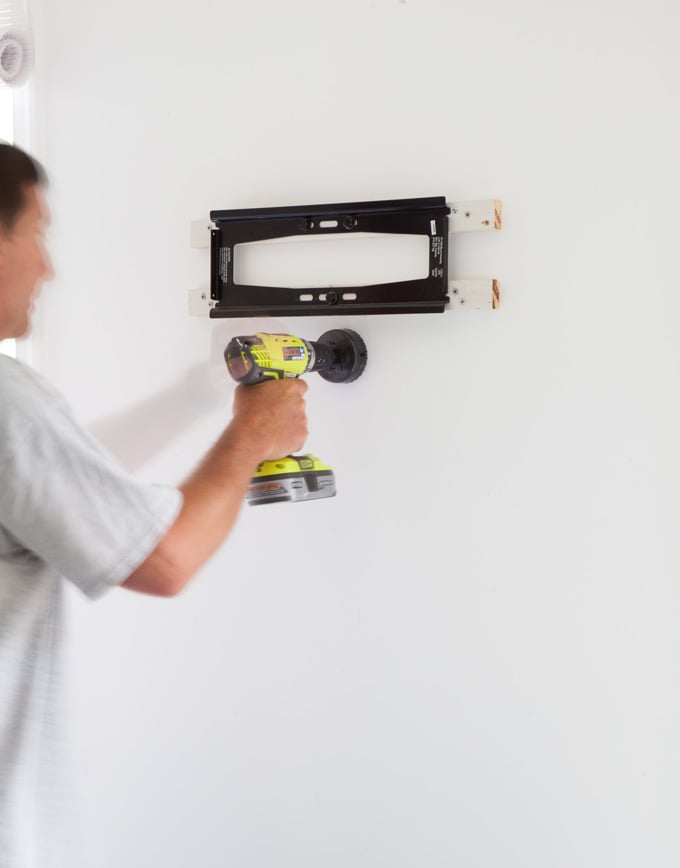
top-left (0, 143), bottom-right (308, 867)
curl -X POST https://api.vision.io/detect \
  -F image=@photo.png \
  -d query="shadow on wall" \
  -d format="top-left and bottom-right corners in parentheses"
top-left (85, 319), bottom-right (277, 471)
top-left (86, 363), bottom-right (225, 471)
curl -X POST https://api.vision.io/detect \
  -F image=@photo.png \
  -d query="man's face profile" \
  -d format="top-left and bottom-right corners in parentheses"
top-left (0, 185), bottom-right (52, 340)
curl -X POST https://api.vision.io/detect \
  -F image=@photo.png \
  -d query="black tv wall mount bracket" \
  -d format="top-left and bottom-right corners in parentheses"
top-left (188, 196), bottom-right (501, 317)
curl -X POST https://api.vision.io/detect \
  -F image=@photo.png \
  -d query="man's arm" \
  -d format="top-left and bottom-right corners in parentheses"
top-left (122, 378), bottom-right (308, 597)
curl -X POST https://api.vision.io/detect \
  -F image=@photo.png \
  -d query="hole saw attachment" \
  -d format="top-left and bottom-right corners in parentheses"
top-left (224, 329), bottom-right (367, 505)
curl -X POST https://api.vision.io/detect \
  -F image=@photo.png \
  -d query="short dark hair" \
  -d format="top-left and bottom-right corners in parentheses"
top-left (0, 143), bottom-right (47, 232)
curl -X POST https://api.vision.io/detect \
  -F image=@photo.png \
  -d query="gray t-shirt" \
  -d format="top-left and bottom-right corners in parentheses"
top-left (0, 355), bottom-right (182, 867)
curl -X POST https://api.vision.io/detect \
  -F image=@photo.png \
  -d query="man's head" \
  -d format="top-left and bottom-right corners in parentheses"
top-left (0, 144), bottom-right (52, 340)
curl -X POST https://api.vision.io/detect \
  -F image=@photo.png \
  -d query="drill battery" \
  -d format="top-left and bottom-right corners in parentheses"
top-left (247, 455), bottom-right (336, 505)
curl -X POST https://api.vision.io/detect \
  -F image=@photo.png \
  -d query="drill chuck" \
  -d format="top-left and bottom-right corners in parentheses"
top-left (307, 330), bottom-right (367, 384)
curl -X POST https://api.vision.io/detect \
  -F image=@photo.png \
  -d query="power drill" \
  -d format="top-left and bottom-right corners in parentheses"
top-left (224, 329), bottom-right (367, 505)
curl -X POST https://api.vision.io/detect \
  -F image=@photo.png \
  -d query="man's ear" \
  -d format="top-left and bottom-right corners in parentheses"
top-left (0, 249), bottom-right (8, 326)
top-left (0, 231), bottom-right (9, 268)
top-left (0, 227), bottom-right (14, 289)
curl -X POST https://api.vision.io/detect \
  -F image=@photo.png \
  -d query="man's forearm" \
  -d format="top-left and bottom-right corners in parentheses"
top-left (122, 422), bottom-right (262, 596)
top-left (122, 379), bottom-right (308, 597)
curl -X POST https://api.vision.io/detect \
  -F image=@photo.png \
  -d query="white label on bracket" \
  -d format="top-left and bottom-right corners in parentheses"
top-left (448, 279), bottom-right (500, 310)
top-left (191, 220), bottom-right (213, 248)
top-left (449, 200), bottom-right (502, 233)
top-left (187, 288), bottom-right (214, 316)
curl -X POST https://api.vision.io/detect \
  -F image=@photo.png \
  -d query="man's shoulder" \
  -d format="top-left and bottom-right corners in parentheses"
top-left (0, 352), bottom-right (24, 373)
top-left (0, 354), bottom-right (67, 420)
top-left (0, 353), bottom-right (31, 395)
top-left (0, 352), bottom-right (35, 379)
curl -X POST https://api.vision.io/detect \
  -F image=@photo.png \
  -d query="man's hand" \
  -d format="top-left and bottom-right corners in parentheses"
top-left (231, 378), bottom-right (309, 462)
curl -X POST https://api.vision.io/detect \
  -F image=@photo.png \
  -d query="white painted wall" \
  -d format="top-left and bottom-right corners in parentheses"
top-left (26, 1), bottom-right (680, 865)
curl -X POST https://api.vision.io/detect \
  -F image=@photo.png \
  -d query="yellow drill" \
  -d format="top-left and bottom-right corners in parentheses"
top-left (224, 329), bottom-right (367, 505)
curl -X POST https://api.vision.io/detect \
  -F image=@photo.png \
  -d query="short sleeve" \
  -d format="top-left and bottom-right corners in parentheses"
top-left (0, 358), bottom-right (183, 599)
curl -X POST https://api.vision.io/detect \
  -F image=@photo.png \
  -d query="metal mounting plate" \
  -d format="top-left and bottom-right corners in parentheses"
top-left (208, 197), bottom-right (451, 318)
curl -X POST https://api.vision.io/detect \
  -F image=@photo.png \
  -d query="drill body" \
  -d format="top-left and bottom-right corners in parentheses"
top-left (225, 330), bottom-right (366, 505)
